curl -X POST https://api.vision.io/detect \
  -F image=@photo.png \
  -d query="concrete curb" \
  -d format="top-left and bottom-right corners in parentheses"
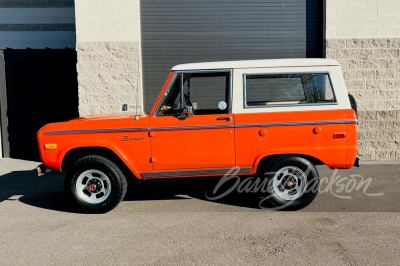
top-left (360, 160), bottom-right (400, 165)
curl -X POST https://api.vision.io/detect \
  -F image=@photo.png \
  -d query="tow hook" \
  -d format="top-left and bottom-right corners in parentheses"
top-left (37, 164), bottom-right (51, 176)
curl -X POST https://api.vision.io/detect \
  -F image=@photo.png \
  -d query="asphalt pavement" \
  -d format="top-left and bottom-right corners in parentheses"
top-left (0, 158), bottom-right (399, 265)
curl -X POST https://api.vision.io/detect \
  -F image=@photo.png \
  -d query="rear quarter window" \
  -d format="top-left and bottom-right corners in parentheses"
top-left (245, 73), bottom-right (336, 107)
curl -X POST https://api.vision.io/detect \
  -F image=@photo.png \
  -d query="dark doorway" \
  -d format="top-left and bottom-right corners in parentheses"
top-left (3, 49), bottom-right (78, 160)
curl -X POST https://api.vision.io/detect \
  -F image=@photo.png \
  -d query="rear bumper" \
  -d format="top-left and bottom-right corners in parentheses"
top-left (354, 157), bottom-right (360, 167)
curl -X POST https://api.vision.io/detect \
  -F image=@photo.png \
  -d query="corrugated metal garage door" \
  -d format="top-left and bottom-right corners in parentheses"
top-left (141, 0), bottom-right (323, 111)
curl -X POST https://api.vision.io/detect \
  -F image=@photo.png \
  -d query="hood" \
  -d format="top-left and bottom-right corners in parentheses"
top-left (39, 114), bottom-right (150, 134)
top-left (70, 113), bottom-right (147, 121)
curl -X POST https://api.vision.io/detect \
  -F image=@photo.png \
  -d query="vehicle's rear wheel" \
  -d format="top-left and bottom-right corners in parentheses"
top-left (257, 156), bottom-right (319, 210)
top-left (65, 155), bottom-right (127, 213)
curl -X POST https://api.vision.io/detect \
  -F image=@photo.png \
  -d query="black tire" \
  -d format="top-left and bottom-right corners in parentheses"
top-left (65, 155), bottom-right (127, 213)
top-left (257, 156), bottom-right (319, 210)
top-left (348, 94), bottom-right (358, 116)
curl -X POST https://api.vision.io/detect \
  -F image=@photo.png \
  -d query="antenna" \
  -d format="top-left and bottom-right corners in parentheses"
top-left (134, 51), bottom-right (140, 121)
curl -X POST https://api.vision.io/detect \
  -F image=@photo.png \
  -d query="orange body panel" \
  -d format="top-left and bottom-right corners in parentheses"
top-left (37, 115), bottom-right (153, 177)
top-left (345, 109), bottom-right (358, 168)
top-left (234, 110), bottom-right (351, 171)
top-left (149, 114), bottom-right (235, 170)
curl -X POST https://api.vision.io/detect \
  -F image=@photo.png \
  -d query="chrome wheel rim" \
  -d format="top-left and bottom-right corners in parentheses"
top-left (272, 166), bottom-right (308, 201)
top-left (75, 170), bottom-right (111, 204)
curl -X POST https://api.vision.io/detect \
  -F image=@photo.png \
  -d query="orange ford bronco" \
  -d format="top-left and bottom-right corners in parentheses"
top-left (37, 59), bottom-right (358, 213)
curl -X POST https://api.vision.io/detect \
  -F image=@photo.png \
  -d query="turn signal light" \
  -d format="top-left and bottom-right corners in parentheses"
top-left (333, 133), bottom-right (346, 139)
top-left (44, 144), bottom-right (57, 150)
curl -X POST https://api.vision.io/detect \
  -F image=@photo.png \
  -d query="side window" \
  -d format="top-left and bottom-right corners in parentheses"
top-left (245, 73), bottom-right (336, 107)
top-left (182, 72), bottom-right (230, 115)
top-left (158, 71), bottom-right (230, 116)
top-left (310, 74), bottom-right (335, 102)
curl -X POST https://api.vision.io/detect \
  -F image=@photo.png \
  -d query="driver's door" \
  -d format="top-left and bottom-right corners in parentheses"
top-left (149, 70), bottom-right (235, 173)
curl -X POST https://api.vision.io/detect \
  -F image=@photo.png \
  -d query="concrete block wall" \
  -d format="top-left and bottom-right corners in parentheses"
top-left (75, 0), bottom-right (143, 116)
top-left (326, 1), bottom-right (400, 160)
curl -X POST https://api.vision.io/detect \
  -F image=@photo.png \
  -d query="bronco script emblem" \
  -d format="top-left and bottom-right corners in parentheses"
top-left (121, 136), bottom-right (144, 141)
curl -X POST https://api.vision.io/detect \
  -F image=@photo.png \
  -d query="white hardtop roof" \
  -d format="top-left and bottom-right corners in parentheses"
top-left (171, 58), bottom-right (340, 71)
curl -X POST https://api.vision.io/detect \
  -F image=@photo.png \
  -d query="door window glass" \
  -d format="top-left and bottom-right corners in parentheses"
top-left (158, 71), bottom-right (230, 116)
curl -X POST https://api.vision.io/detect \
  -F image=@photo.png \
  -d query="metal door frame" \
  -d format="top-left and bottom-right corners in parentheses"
top-left (0, 51), bottom-right (9, 158)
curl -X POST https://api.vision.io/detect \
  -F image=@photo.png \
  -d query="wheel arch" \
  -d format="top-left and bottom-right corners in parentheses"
top-left (62, 147), bottom-right (139, 181)
top-left (255, 154), bottom-right (324, 174)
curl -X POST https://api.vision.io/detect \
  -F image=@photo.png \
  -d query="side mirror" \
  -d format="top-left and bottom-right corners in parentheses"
top-left (179, 106), bottom-right (194, 119)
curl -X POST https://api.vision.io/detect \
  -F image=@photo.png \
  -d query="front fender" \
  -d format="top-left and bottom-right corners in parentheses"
top-left (58, 144), bottom-right (142, 178)
top-left (41, 133), bottom-right (151, 179)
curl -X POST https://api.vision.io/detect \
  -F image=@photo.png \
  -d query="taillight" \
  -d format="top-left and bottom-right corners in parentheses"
top-left (333, 133), bottom-right (346, 139)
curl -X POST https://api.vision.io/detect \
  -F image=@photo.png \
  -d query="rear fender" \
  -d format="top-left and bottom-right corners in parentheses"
top-left (252, 152), bottom-right (328, 174)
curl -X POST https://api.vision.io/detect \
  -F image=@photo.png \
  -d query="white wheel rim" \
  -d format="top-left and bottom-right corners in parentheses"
top-left (75, 169), bottom-right (112, 204)
top-left (272, 166), bottom-right (308, 201)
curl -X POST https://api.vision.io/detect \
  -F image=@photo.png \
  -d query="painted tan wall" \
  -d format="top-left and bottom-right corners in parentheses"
top-left (326, 0), bottom-right (400, 39)
top-left (74, 0), bottom-right (143, 116)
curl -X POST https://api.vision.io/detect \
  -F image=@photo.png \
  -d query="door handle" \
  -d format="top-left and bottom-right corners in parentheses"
top-left (217, 117), bottom-right (232, 121)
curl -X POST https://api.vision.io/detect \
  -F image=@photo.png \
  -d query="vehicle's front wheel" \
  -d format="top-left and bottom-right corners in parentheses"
top-left (257, 156), bottom-right (320, 210)
top-left (65, 155), bottom-right (127, 213)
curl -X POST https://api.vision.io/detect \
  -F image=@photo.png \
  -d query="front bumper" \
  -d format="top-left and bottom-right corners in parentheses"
top-left (37, 164), bottom-right (51, 176)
